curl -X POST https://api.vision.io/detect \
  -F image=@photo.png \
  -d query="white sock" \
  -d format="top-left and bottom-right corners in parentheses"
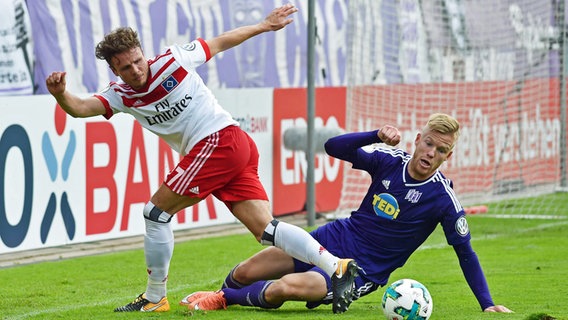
top-left (144, 219), bottom-right (174, 302)
top-left (267, 221), bottom-right (339, 276)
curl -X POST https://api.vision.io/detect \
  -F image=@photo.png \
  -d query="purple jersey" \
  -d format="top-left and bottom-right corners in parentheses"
top-left (315, 130), bottom-right (471, 286)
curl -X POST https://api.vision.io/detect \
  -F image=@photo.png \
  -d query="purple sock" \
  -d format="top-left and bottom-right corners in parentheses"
top-left (222, 280), bottom-right (282, 309)
top-left (222, 265), bottom-right (246, 289)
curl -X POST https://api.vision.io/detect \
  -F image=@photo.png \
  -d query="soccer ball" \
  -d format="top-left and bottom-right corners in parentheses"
top-left (381, 279), bottom-right (433, 320)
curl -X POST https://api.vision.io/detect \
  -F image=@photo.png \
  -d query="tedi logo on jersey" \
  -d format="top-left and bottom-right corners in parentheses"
top-left (372, 193), bottom-right (400, 220)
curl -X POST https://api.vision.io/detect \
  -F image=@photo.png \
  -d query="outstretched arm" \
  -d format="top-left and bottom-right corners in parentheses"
top-left (453, 242), bottom-right (513, 313)
top-left (205, 3), bottom-right (298, 57)
top-left (45, 71), bottom-right (106, 118)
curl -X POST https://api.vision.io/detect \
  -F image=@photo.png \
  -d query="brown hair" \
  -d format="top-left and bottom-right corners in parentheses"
top-left (95, 27), bottom-right (141, 65)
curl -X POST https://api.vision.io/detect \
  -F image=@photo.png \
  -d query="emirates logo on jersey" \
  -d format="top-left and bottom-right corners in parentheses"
top-left (145, 93), bottom-right (192, 126)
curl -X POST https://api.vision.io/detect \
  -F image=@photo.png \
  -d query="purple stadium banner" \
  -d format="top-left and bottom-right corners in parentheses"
top-left (27, 0), bottom-right (348, 94)
top-left (23, 0), bottom-right (565, 93)
top-left (382, 0), bottom-right (558, 84)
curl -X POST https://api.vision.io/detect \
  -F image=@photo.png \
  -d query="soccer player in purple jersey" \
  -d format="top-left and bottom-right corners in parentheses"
top-left (45, 4), bottom-right (358, 314)
top-left (181, 113), bottom-right (512, 314)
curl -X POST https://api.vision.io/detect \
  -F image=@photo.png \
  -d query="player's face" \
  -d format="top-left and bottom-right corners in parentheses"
top-left (110, 47), bottom-right (149, 90)
top-left (408, 128), bottom-right (455, 180)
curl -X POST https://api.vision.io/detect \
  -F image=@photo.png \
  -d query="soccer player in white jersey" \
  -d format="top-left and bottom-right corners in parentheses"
top-left (45, 4), bottom-right (358, 314)
top-left (180, 114), bottom-right (513, 314)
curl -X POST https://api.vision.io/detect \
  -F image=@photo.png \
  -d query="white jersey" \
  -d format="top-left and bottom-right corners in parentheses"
top-left (94, 38), bottom-right (238, 155)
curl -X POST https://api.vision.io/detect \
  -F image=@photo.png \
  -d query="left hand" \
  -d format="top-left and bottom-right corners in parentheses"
top-left (262, 3), bottom-right (298, 31)
top-left (483, 305), bottom-right (513, 313)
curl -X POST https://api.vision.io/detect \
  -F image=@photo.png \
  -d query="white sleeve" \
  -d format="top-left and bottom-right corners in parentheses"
top-left (168, 38), bottom-right (210, 70)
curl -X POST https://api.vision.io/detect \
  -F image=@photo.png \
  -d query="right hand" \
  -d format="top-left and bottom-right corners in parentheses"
top-left (44, 71), bottom-right (106, 118)
top-left (45, 72), bottom-right (67, 96)
top-left (378, 125), bottom-right (401, 146)
top-left (484, 305), bottom-right (513, 313)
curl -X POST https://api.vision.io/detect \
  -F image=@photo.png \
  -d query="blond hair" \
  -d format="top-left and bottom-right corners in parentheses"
top-left (424, 113), bottom-right (460, 149)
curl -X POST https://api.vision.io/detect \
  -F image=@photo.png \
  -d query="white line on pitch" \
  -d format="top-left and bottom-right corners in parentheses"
top-left (475, 214), bottom-right (566, 220)
top-left (419, 219), bottom-right (568, 251)
top-left (8, 220), bottom-right (568, 319)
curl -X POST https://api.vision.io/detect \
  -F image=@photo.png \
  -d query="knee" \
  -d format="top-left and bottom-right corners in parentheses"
top-left (263, 277), bottom-right (319, 302)
top-left (263, 281), bottom-right (288, 301)
top-left (274, 273), bottom-right (328, 301)
top-left (232, 263), bottom-right (256, 284)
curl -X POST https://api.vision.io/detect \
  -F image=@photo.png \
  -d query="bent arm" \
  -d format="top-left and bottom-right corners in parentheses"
top-left (206, 4), bottom-right (298, 57)
top-left (324, 125), bottom-right (400, 162)
top-left (45, 72), bottom-right (106, 118)
top-left (324, 130), bottom-right (381, 163)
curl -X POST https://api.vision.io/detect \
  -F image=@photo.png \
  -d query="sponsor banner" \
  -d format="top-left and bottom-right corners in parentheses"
top-left (272, 87), bottom-right (346, 215)
top-left (0, 0), bottom-right (34, 95)
top-left (1, 82), bottom-right (563, 253)
top-left (0, 88), bottom-right (274, 254)
top-left (345, 79), bottom-right (562, 197)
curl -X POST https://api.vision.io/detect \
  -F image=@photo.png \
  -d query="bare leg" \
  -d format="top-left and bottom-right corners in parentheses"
top-left (264, 271), bottom-right (328, 305)
top-left (231, 199), bottom-right (340, 277)
top-left (232, 247), bottom-right (296, 284)
top-left (231, 247), bottom-right (328, 305)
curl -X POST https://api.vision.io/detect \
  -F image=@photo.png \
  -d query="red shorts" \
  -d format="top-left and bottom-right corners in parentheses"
top-left (164, 125), bottom-right (268, 208)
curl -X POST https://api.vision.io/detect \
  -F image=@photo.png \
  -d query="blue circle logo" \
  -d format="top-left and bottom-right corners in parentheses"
top-left (373, 193), bottom-right (400, 220)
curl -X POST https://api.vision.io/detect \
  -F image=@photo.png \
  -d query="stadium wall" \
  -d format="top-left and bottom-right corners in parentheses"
top-left (3, 80), bottom-right (565, 254)
top-left (0, 87), bottom-right (347, 254)
top-left (2, 1), bottom-right (566, 258)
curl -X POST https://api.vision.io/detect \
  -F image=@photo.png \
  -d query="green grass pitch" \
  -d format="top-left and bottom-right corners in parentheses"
top-left (1, 193), bottom-right (567, 319)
